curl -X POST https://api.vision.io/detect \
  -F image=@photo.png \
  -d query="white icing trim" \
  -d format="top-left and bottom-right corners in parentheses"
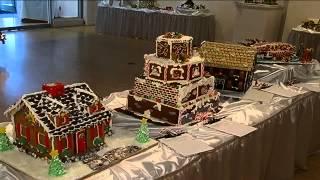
top-left (145, 53), bottom-right (204, 65)
top-left (21, 99), bottom-right (50, 134)
top-left (20, 124), bottom-right (27, 139)
top-left (96, 124), bottom-right (101, 137)
top-left (38, 132), bottom-right (46, 146)
top-left (156, 35), bottom-right (193, 44)
top-left (4, 83), bottom-right (94, 117)
top-left (45, 97), bottom-right (66, 108)
top-left (147, 76), bottom-right (203, 85)
top-left (170, 67), bottom-right (185, 80)
top-left (75, 88), bottom-right (99, 100)
top-left (131, 90), bottom-right (219, 111)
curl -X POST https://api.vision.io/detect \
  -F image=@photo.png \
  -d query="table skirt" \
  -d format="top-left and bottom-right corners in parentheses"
top-left (96, 6), bottom-right (215, 45)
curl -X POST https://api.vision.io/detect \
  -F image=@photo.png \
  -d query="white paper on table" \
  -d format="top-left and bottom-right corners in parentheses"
top-left (241, 89), bottom-right (274, 103)
top-left (294, 83), bottom-right (320, 92)
top-left (103, 90), bottom-right (129, 110)
top-left (261, 85), bottom-right (306, 98)
top-left (159, 134), bottom-right (213, 157)
top-left (209, 120), bottom-right (257, 137)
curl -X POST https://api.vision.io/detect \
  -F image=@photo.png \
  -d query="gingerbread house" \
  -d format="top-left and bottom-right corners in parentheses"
top-left (4, 82), bottom-right (112, 160)
top-left (200, 42), bottom-right (257, 93)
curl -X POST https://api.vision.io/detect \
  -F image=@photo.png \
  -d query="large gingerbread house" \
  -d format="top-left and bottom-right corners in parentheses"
top-left (200, 42), bottom-right (257, 93)
top-left (127, 33), bottom-right (220, 125)
top-left (4, 82), bottom-right (112, 160)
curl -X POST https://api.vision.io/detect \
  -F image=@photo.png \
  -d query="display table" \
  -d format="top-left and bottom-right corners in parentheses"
top-left (288, 29), bottom-right (320, 60)
top-left (1, 64), bottom-right (320, 179)
top-left (96, 6), bottom-right (215, 45)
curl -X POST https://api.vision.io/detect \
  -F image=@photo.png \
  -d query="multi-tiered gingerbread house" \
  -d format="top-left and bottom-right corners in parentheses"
top-left (4, 82), bottom-right (112, 160)
top-left (127, 32), bottom-right (220, 125)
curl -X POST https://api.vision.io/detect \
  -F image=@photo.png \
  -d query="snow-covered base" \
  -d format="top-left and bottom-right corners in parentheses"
top-left (0, 150), bottom-right (93, 180)
top-left (104, 127), bottom-right (157, 152)
top-left (0, 122), bottom-right (157, 179)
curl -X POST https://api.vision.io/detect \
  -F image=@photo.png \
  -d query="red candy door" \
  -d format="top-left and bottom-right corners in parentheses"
top-left (76, 130), bottom-right (87, 154)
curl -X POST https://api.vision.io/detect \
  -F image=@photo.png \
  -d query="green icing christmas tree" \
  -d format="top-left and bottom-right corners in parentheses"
top-left (0, 127), bottom-right (13, 152)
top-left (136, 117), bottom-right (150, 143)
top-left (48, 149), bottom-right (66, 176)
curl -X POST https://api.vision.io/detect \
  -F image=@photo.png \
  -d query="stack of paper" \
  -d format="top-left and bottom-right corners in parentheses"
top-left (160, 134), bottom-right (213, 157)
top-left (208, 120), bottom-right (257, 137)
top-left (242, 89), bottom-right (274, 103)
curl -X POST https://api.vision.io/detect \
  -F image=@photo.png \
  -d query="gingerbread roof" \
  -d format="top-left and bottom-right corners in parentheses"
top-left (4, 83), bottom-right (112, 138)
top-left (200, 41), bottom-right (257, 71)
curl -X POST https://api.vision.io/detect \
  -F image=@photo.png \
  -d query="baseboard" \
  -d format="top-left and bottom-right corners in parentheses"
top-left (52, 17), bottom-right (84, 27)
top-left (21, 18), bottom-right (48, 24)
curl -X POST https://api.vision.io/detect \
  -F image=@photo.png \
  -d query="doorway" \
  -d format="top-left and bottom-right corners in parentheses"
top-left (0, 0), bottom-right (50, 30)
top-left (76, 130), bottom-right (87, 154)
top-left (0, 0), bottom-right (83, 30)
top-left (51, 0), bottom-right (84, 27)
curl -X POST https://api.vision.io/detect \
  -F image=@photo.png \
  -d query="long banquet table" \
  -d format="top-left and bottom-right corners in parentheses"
top-left (96, 6), bottom-right (215, 45)
top-left (1, 63), bottom-right (320, 179)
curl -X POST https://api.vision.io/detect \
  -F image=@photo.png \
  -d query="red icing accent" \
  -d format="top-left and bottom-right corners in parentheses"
top-left (56, 138), bottom-right (62, 153)
top-left (42, 82), bottom-right (65, 97)
top-left (15, 123), bottom-right (21, 138)
top-left (89, 126), bottom-right (96, 140)
top-left (35, 131), bottom-right (39, 144)
top-left (98, 124), bottom-right (104, 137)
top-left (76, 130), bottom-right (87, 154)
top-left (56, 114), bottom-right (70, 127)
top-left (67, 135), bottom-right (73, 150)
top-left (89, 102), bottom-right (103, 114)
top-left (25, 127), bottom-right (31, 141)
top-left (44, 133), bottom-right (50, 148)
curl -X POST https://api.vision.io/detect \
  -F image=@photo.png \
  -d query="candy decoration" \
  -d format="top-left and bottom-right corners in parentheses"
top-left (195, 112), bottom-right (213, 122)
top-left (0, 127), bottom-right (13, 152)
top-left (136, 117), bottom-right (150, 143)
top-left (48, 149), bottom-right (65, 176)
top-left (26, 111), bottom-right (36, 125)
top-left (42, 82), bottom-right (65, 97)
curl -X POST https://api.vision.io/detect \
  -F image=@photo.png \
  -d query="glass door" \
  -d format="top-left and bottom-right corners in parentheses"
top-left (0, 0), bottom-right (51, 29)
top-left (51, 0), bottom-right (83, 27)
top-left (52, 0), bottom-right (80, 18)
top-left (0, 0), bottom-right (16, 13)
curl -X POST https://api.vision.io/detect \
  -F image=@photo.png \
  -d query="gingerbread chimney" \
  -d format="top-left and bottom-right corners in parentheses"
top-left (42, 82), bottom-right (65, 97)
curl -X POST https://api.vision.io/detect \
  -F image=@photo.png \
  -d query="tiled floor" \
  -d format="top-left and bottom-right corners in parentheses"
top-left (0, 26), bottom-right (319, 179)
top-left (0, 26), bottom-right (153, 121)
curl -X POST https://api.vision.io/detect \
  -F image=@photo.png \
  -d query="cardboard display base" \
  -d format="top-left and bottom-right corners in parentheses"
top-left (0, 123), bottom-right (157, 180)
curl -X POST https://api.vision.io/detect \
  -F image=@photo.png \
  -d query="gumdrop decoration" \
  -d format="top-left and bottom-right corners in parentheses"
top-left (48, 149), bottom-right (66, 176)
top-left (0, 127), bottom-right (13, 152)
top-left (136, 117), bottom-right (150, 143)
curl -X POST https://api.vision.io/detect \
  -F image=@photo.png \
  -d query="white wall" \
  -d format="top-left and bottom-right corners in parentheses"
top-left (83, 0), bottom-right (98, 25)
top-left (54, 0), bottom-right (78, 18)
top-left (158, 0), bottom-right (238, 42)
top-left (282, 0), bottom-right (320, 41)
